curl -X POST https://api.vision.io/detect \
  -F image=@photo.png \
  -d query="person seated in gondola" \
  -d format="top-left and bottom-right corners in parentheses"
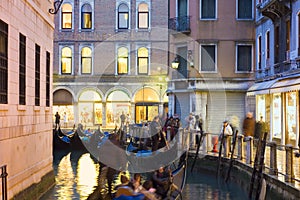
top-left (152, 166), bottom-right (172, 199)
top-left (115, 172), bottom-right (134, 191)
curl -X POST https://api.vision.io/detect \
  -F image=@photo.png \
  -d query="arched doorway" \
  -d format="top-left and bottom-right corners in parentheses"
top-left (78, 90), bottom-right (102, 127)
top-left (106, 90), bottom-right (131, 127)
top-left (134, 87), bottom-right (159, 123)
top-left (53, 89), bottom-right (74, 128)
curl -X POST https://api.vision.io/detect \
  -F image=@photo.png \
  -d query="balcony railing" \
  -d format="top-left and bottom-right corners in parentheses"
top-left (168, 16), bottom-right (190, 33)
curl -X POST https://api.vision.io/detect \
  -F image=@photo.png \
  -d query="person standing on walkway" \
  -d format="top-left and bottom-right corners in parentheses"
top-left (150, 116), bottom-right (162, 152)
top-left (120, 111), bottom-right (126, 128)
top-left (242, 112), bottom-right (256, 139)
top-left (55, 112), bottom-right (60, 129)
top-left (63, 112), bottom-right (68, 128)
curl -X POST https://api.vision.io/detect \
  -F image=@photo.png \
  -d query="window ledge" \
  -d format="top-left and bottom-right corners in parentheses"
top-left (34, 106), bottom-right (40, 112)
top-left (45, 107), bottom-right (50, 112)
top-left (0, 104), bottom-right (8, 111)
top-left (17, 105), bottom-right (27, 111)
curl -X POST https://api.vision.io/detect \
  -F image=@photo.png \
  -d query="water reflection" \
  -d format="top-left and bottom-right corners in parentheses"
top-left (41, 150), bottom-right (100, 200)
top-left (182, 170), bottom-right (248, 200)
top-left (42, 150), bottom-right (248, 200)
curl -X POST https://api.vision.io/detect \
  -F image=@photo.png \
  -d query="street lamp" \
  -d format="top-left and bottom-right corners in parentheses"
top-left (171, 56), bottom-right (179, 69)
top-left (49, 0), bottom-right (64, 14)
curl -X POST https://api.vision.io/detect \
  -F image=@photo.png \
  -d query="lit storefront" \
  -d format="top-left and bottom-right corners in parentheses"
top-left (78, 90), bottom-right (102, 127)
top-left (249, 78), bottom-right (300, 147)
top-left (134, 87), bottom-right (160, 123)
top-left (106, 90), bottom-right (130, 127)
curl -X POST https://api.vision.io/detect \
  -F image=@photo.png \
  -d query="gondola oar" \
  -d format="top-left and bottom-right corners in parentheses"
top-left (191, 130), bottom-right (204, 172)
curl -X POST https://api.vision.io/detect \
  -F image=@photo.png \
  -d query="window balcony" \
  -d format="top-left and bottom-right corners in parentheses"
top-left (257, 0), bottom-right (291, 22)
top-left (168, 16), bottom-right (190, 34)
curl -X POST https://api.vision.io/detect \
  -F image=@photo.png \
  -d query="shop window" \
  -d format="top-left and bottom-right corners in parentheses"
top-left (118, 3), bottom-right (129, 29)
top-left (106, 91), bottom-right (130, 126)
top-left (257, 95), bottom-right (265, 121)
top-left (200, 44), bottom-right (216, 72)
top-left (138, 3), bottom-right (149, 29)
top-left (272, 93), bottom-right (281, 138)
top-left (81, 47), bottom-right (92, 74)
top-left (81, 3), bottom-right (92, 29)
top-left (200, 0), bottom-right (216, 19)
top-left (61, 47), bottom-right (72, 74)
top-left (236, 44), bottom-right (252, 72)
top-left (237, 0), bottom-right (252, 20)
top-left (137, 47), bottom-right (148, 74)
top-left (61, 3), bottom-right (73, 29)
top-left (117, 47), bottom-right (128, 74)
top-left (286, 92), bottom-right (296, 141)
top-left (78, 90), bottom-right (102, 126)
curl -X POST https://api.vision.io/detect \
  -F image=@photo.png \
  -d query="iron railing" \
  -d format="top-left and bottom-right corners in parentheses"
top-left (168, 16), bottom-right (190, 33)
top-left (1, 165), bottom-right (8, 200)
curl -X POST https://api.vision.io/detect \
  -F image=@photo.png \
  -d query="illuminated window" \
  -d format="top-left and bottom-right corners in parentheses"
top-left (138, 3), bottom-right (149, 29)
top-left (81, 47), bottom-right (92, 74)
top-left (118, 4), bottom-right (129, 29)
top-left (137, 47), bottom-right (148, 74)
top-left (81, 4), bottom-right (92, 29)
top-left (61, 4), bottom-right (72, 29)
top-left (272, 93), bottom-right (281, 138)
top-left (61, 47), bottom-right (72, 74)
top-left (117, 47), bottom-right (128, 74)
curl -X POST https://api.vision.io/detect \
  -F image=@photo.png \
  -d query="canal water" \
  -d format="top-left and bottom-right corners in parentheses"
top-left (41, 150), bottom-right (247, 200)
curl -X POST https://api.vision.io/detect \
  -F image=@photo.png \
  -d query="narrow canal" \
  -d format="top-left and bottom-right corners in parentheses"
top-left (41, 150), bottom-right (247, 200)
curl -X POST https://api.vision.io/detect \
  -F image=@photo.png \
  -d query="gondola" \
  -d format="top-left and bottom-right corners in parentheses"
top-left (113, 151), bottom-right (188, 200)
top-left (53, 128), bottom-right (71, 150)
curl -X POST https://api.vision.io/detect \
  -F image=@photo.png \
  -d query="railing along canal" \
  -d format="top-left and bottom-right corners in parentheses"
top-left (188, 130), bottom-right (300, 185)
top-left (126, 125), bottom-right (300, 185)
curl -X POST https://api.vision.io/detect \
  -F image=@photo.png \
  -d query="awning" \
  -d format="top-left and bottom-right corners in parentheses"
top-left (247, 79), bottom-right (277, 96)
top-left (270, 77), bottom-right (300, 93)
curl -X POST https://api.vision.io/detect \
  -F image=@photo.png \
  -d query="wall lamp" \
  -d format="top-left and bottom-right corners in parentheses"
top-left (171, 56), bottom-right (179, 69)
top-left (49, 0), bottom-right (64, 14)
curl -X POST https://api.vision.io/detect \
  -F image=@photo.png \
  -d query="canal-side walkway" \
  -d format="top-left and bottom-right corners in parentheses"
top-left (188, 131), bottom-right (300, 191)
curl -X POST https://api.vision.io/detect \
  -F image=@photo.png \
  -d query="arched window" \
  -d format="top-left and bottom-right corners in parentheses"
top-left (81, 4), bottom-right (92, 29)
top-left (81, 47), bottom-right (92, 74)
top-left (117, 47), bottom-right (128, 74)
top-left (138, 3), bottom-right (149, 29)
top-left (61, 47), bottom-right (72, 74)
top-left (137, 47), bottom-right (148, 74)
top-left (61, 4), bottom-right (72, 29)
top-left (118, 4), bottom-right (129, 29)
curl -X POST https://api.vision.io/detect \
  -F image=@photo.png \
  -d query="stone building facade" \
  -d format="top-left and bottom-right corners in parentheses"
top-left (248, 0), bottom-right (300, 146)
top-left (53, 0), bottom-right (169, 128)
top-left (0, 0), bottom-right (54, 198)
top-left (168, 0), bottom-right (255, 134)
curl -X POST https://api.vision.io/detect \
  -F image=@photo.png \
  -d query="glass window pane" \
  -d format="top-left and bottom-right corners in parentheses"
top-left (201, 0), bottom-right (216, 19)
top-left (237, 45), bottom-right (252, 71)
top-left (139, 13), bottom-right (148, 28)
top-left (82, 13), bottom-right (91, 29)
top-left (201, 45), bottom-right (215, 71)
top-left (138, 58), bottom-right (148, 74)
top-left (82, 47), bottom-right (91, 56)
top-left (238, 0), bottom-right (252, 19)
top-left (82, 58), bottom-right (91, 74)
top-left (62, 58), bottom-right (71, 73)
top-left (119, 13), bottom-right (128, 28)
top-left (63, 13), bottom-right (72, 28)
top-left (138, 3), bottom-right (148, 12)
top-left (272, 94), bottom-right (281, 138)
top-left (118, 58), bottom-right (128, 73)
